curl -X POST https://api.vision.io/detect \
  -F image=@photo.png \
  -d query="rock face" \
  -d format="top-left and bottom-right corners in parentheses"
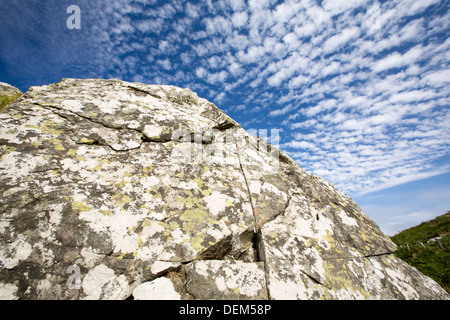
top-left (0, 78), bottom-right (448, 300)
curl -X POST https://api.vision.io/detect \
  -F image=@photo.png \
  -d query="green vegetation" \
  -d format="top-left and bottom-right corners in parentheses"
top-left (0, 93), bottom-right (22, 111)
top-left (391, 211), bottom-right (450, 293)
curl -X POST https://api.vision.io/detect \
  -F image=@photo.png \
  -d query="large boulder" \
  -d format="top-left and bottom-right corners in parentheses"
top-left (0, 79), bottom-right (448, 300)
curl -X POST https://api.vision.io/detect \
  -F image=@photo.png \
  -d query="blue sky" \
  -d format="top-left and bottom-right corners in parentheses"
top-left (1, 0), bottom-right (449, 235)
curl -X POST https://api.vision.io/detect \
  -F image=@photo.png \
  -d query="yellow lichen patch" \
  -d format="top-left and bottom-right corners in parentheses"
top-left (193, 178), bottom-right (203, 189)
top-left (80, 137), bottom-right (96, 144)
top-left (136, 236), bottom-right (144, 247)
top-left (128, 225), bottom-right (139, 233)
top-left (176, 172), bottom-right (184, 178)
top-left (143, 166), bottom-right (153, 173)
top-left (201, 188), bottom-right (212, 196)
top-left (72, 201), bottom-right (92, 212)
top-left (322, 231), bottom-right (336, 249)
top-left (305, 238), bottom-right (312, 247)
top-left (185, 198), bottom-right (195, 209)
top-left (176, 196), bottom-right (186, 206)
top-left (50, 138), bottom-right (65, 151)
top-left (10, 113), bottom-right (23, 119)
top-left (180, 207), bottom-right (216, 233)
top-left (322, 259), bottom-right (371, 299)
top-left (111, 193), bottom-right (132, 210)
top-left (169, 221), bottom-right (180, 230)
top-left (225, 199), bottom-right (234, 207)
top-left (94, 159), bottom-right (107, 171)
top-left (190, 233), bottom-right (205, 252)
top-left (67, 149), bottom-right (77, 156)
top-left (159, 220), bottom-right (180, 238)
top-left (361, 232), bottom-right (367, 241)
top-left (330, 202), bottom-right (341, 211)
top-left (75, 155), bottom-right (86, 162)
top-left (0, 146), bottom-right (17, 160)
top-left (42, 121), bottom-right (63, 136)
top-left (141, 219), bottom-right (153, 227)
top-left (99, 209), bottom-right (113, 216)
top-left (183, 190), bottom-right (194, 197)
top-left (152, 192), bottom-right (162, 200)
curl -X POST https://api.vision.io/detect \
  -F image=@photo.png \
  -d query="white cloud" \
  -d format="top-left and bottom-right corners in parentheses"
top-left (227, 0), bottom-right (246, 11)
top-left (207, 70), bottom-right (228, 84)
top-left (322, 27), bottom-right (360, 53)
top-left (157, 58), bottom-right (172, 70)
top-left (388, 89), bottom-right (437, 104)
top-left (394, 0), bottom-right (441, 18)
top-left (273, 1), bottom-right (302, 23)
top-left (305, 5), bottom-right (332, 28)
top-left (269, 104), bottom-right (294, 117)
top-left (372, 45), bottom-right (423, 72)
top-left (204, 16), bottom-right (232, 35)
top-left (195, 67), bottom-right (207, 78)
top-left (185, 2), bottom-right (201, 19)
top-left (267, 53), bottom-right (310, 86)
top-left (236, 45), bottom-right (266, 64)
top-left (422, 69), bottom-right (450, 87)
top-left (231, 11), bottom-right (248, 28)
top-left (248, 0), bottom-right (276, 11)
top-left (322, 0), bottom-right (368, 15)
top-left (283, 140), bottom-right (319, 151)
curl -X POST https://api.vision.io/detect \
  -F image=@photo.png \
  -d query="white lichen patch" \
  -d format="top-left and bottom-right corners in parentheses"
top-left (82, 264), bottom-right (130, 300)
top-left (0, 283), bottom-right (19, 300)
top-left (150, 261), bottom-right (179, 275)
top-left (0, 235), bottom-right (33, 269)
top-left (133, 277), bottom-right (181, 300)
top-left (190, 260), bottom-right (267, 298)
top-left (0, 152), bottom-right (47, 184)
top-left (143, 125), bottom-right (163, 139)
top-left (384, 266), bottom-right (419, 299)
top-left (203, 191), bottom-right (230, 216)
top-left (61, 99), bottom-right (84, 112)
top-left (336, 207), bottom-right (359, 227)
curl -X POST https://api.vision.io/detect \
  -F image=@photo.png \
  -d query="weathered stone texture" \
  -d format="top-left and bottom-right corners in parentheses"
top-left (0, 79), bottom-right (448, 300)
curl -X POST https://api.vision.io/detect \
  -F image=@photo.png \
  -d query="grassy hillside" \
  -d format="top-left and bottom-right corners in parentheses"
top-left (0, 92), bottom-right (22, 111)
top-left (390, 211), bottom-right (449, 293)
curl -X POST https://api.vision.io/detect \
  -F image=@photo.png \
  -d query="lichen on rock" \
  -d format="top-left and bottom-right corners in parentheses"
top-left (0, 79), bottom-right (448, 300)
